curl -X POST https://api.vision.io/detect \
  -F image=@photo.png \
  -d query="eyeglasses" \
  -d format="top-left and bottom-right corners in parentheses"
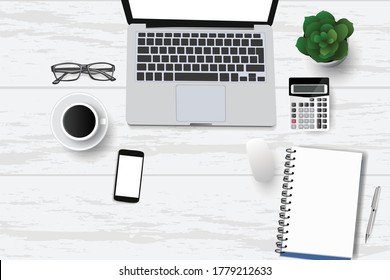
top-left (51, 62), bottom-right (116, 84)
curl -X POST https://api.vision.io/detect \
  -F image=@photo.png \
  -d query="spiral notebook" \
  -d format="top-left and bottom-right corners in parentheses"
top-left (276, 147), bottom-right (363, 260)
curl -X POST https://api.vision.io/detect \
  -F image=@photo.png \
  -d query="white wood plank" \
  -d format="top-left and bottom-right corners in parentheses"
top-left (0, 175), bottom-right (388, 259)
top-left (0, 88), bottom-right (389, 175)
top-left (0, 1), bottom-right (390, 87)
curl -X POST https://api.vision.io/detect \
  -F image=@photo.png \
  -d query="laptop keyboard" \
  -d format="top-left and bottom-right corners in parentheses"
top-left (136, 32), bottom-right (266, 82)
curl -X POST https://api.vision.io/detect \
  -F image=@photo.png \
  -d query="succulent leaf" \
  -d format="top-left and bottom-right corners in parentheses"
top-left (327, 29), bottom-right (338, 43)
top-left (307, 38), bottom-right (319, 50)
top-left (335, 24), bottom-right (349, 42)
top-left (305, 22), bottom-right (322, 37)
top-left (296, 37), bottom-right (308, 55)
top-left (337, 18), bottom-right (354, 37)
top-left (303, 16), bottom-right (319, 32)
top-left (316, 11), bottom-right (336, 22)
top-left (332, 40), bottom-right (348, 60)
top-left (319, 41), bottom-right (328, 48)
top-left (320, 41), bottom-right (339, 59)
top-left (320, 23), bottom-right (334, 32)
top-left (320, 32), bottom-right (328, 40)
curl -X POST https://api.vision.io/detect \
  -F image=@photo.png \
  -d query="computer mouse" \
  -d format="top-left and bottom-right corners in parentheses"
top-left (246, 138), bottom-right (274, 183)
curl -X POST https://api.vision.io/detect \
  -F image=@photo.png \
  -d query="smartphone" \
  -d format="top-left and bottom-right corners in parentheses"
top-left (113, 149), bottom-right (145, 203)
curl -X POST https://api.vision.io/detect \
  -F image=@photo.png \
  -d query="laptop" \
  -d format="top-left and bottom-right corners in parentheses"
top-left (121, 0), bottom-right (279, 126)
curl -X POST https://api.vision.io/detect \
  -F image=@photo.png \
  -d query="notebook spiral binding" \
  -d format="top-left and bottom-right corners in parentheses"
top-left (275, 148), bottom-right (296, 254)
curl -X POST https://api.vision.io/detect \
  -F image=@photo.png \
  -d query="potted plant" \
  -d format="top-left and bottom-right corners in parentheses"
top-left (296, 11), bottom-right (354, 65)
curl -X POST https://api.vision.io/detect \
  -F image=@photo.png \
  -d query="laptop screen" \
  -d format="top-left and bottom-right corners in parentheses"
top-left (129, 0), bottom-right (274, 22)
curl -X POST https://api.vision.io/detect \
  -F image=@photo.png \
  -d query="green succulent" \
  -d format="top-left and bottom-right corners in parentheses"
top-left (296, 11), bottom-right (354, 63)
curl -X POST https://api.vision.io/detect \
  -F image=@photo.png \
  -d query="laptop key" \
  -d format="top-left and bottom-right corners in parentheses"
top-left (219, 64), bottom-right (227, 71)
top-left (166, 64), bottom-right (173, 71)
top-left (235, 33), bottom-right (243, 38)
top-left (165, 33), bottom-right (172, 37)
top-left (137, 64), bottom-right (147, 71)
top-left (257, 76), bottom-right (265, 82)
top-left (231, 73), bottom-right (239, 81)
top-left (153, 55), bottom-right (160, 62)
top-left (201, 64), bottom-right (208, 71)
top-left (210, 64), bottom-right (217, 71)
top-left (175, 64), bottom-right (182, 71)
top-left (218, 33), bottom-right (225, 38)
top-left (146, 72), bottom-right (153, 81)
top-left (239, 48), bottom-right (246, 55)
top-left (228, 64), bottom-right (235, 71)
top-left (147, 33), bottom-right (154, 37)
top-left (250, 56), bottom-right (257, 63)
top-left (253, 34), bottom-right (261, 38)
top-left (151, 47), bottom-right (158, 54)
top-left (173, 39), bottom-right (180, 45)
top-left (186, 47), bottom-right (194, 54)
top-left (190, 39), bottom-right (197, 46)
top-left (147, 38), bottom-right (154, 45)
top-left (199, 39), bottom-right (206, 46)
top-left (148, 64), bottom-right (156, 71)
top-left (248, 48), bottom-right (255, 55)
top-left (168, 47), bottom-right (175, 54)
top-left (240, 76), bottom-right (247, 81)
top-left (162, 55), bottom-right (169, 62)
top-left (155, 38), bottom-right (162, 45)
top-left (174, 33), bottom-right (181, 37)
top-left (155, 73), bottom-right (162, 81)
top-left (249, 74), bottom-right (256, 81)
top-left (200, 33), bottom-right (207, 38)
top-left (138, 47), bottom-right (149, 54)
top-left (216, 39), bottom-right (223, 46)
top-left (160, 47), bottom-right (167, 54)
top-left (164, 73), bottom-right (173, 81)
top-left (209, 33), bottom-right (216, 38)
top-left (233, 39), bottom-right (240, 46)
top-left (246, 64), bottom-right (264, 72)
top-left (175, 73), bottom-right (218, 81)
top-left (137, 72), bottom-right (144, 81)
top-left (157, 64), bottom-right (164, 71)
top-left (156, 33), bottom-right (163, 37)
top-left (197, 56), bottom-right (204, 63)
top-left (206, 56), bottom-right (213, 63)
top-left (164, 39), bottom-right (171, 45)
top-left (192, 64), bottom-right (200, 71)
top-left (207, 39), bottom-right (214, 46)
top-left (227, 33), bottom-right (234, 38)
top-left (224, 39), bottom-right (232, 46)
top-left (179, 55), bottom-right (186, 62)
top-left (223, 56), bottom-right (231, 63)
top-left (256, 48), bottom-right (264, 63)
top-left (184, 64), bottom-right (191, 71)
top-left (138, 33), bottom-right (146, 37)
top-left (221, 48), bottom-right (229, 54)
top-left (212, 47), bottom-right (220, 55)
top-left (230, 48), bottom-right (238, 55)
top-left (204, 47), bottom-right (211, 54)
top-left (195, 47), bottom-right (202, 54)
top-left (191, 33), bottom-right (199, 37)
top-left (244, 34), bottom-right (252, 38)
top-left (241, 56), bottom-right (248, 63)
top-left (181, 39), bottom-right (189, 46)
top-left (177, 47), bottom-right (185, 54)
top-left (138, 55), bottom-right (151, 62)
top-left (232, 56), bottom-right (240, 63)
top-left (138, 38), bottom-right (146, 45)
top-left (220, 73), bottom-right (229, 81)
top-left (183, 33), bottom-right (190, 37)
top-left (242, 39), bottom-right (249, 46)
top-left (236, 64), bottom-right (244, 71)
top-left (251, 39), bottom-right (263, 46)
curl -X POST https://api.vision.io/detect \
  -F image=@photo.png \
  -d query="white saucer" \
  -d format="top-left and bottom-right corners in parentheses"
top-left (51, 93), bottom-right (108, 151)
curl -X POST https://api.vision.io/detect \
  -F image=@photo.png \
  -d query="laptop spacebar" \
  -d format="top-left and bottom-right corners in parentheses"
top-left (175, 73), bottom-right (218, 81)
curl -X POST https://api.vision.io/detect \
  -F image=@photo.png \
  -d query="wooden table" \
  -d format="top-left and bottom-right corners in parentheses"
top-left (1, 0), bottom-right (389, 259)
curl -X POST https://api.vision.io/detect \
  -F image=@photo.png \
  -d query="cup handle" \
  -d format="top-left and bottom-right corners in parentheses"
top-left (100, 118), bottom-right (107, 125)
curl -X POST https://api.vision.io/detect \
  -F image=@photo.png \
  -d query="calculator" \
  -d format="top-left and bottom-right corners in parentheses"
top-left (289, 77), bottom-right (330, 131)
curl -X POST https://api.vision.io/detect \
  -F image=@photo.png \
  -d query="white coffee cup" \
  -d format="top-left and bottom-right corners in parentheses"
top-left (61, 103), bottom-right (106, 141)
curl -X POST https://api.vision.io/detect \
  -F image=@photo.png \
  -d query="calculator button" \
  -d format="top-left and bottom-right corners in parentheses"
top-left (317, 108), bottom-right (322, 112)
top-left (292, 119), bottom-right (296, 123)
top-left (317, 103), bottom-right (322, 107)
top-left (292, 103), bottom-right (296, 107)
top-left (299, 108), bottom-right (303, 112)
top-left (310, 114), bottom-right (314, 118)
top-left (299, 119), bottom-right (303, 123)
top-left (323, 103), bottom-right (327, 107)
top-left (323, 119), bottom-right (327, 123)
top-left (304, 119), bottom-right (309, 123)
top-left (317, 98), bottom-right (322, 101)
top-left (310, 103), bottom-right (314, 107)
top-left (310, 98), bottom-right (314, 101)
top-left (322, 98), bottom-right (327, 101)
top-left (318, 114), bottom-right (322, 118)
top-left (304, 114), bottom-right (308, 118)
top-left (299, 125), bottom-right (303, 129)
top-left (299, 103), bottom-right (303, 107)
top-left (322, 108), bottom-right (327, 112)
top-left (292, 114), bottom-right (296, 118)
top-left (304, 108), bottom-right (309, 112)
top-left (310, 125), bottom-right (314, 129)
top-left (291, 125), bottom-right (296, 129)
top-left (310, 119), bottom-right (314, 123)
top-left (323, 114), bottom-right (327, 118)
top-left (323, 125), bottom-right (327, 129)
top-left (304, 125), bottom-right (309, 129)
top-left (310, 108), bottom-right (314, 112)
top-left (299, 114), bottom-right (303, 118)
top-left (317, 119), bottom-right (322, 128)
top-left (292, 108), bottom-right (296, 112)
top-left (304, 103), bottom-right (309, 107)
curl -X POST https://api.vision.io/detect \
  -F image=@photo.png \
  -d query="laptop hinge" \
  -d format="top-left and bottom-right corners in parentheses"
top-left (145, 20), bottom-right (255, 29)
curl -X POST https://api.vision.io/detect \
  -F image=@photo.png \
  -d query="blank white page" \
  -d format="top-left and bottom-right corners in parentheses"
top-left (282, 147), bottom-right (362, 259)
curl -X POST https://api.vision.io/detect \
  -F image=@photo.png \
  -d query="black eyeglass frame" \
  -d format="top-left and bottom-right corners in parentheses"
top-left (51, 62), bottom-right (116, 84)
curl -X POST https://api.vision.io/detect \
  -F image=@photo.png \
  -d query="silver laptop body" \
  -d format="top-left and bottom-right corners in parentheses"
top-left (122, 0), bottom-right (279, 126)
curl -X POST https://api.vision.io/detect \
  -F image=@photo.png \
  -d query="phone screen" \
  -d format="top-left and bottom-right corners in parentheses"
top-left (114, 151), bottom-right (144, 202)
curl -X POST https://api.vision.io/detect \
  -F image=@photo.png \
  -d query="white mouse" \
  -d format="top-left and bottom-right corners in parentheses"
top-left (246, 139), bottom-right (274, 183)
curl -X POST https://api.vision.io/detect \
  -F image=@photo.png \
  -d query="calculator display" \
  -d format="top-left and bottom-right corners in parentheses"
top-left (292, 85), bottom-right (326, 93)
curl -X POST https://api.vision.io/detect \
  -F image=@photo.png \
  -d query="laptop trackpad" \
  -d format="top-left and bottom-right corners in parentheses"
top-left (176, 85), bottom-right (226, 122)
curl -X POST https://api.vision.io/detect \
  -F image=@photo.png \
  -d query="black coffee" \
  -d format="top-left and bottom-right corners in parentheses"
top-left (63, 105), bottom-right (96, 138)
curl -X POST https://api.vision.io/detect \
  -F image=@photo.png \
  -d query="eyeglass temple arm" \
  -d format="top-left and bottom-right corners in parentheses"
top-left (52, 72), bottom-right (69, 84)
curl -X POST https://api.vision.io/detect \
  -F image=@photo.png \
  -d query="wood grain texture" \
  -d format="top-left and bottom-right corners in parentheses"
top-left (0, 175), bottom-right (388, 259)
top-left (1, 1), bottom-right (390, 87)
top-left (0, 88), bottom-right (390, 175)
